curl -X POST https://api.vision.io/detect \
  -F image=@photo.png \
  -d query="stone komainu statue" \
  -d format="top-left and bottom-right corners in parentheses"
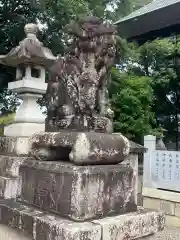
top-left (46, 16), bottom-right (117, 133)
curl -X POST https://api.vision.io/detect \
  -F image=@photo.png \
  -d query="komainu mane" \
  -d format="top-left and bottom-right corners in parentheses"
top-left (46, 16), bottom-right (117, 133)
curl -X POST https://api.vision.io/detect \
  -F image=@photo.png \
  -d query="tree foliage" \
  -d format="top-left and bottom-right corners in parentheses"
top-left (148, 37), bottom-right (180, 149)
top-left (38, 0), bottom-right (89, 55)
top-left (0, 89), bottom-right (20, 114)
top-left (109, 68), bottom-right (158, 141)
top-left (118, 36), bottom-right (180, 146)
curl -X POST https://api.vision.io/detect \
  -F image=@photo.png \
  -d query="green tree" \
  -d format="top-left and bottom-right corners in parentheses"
top-left (151, 37), bottom-right (180, 150)
top-left (38, 0), bottom-right (89, 55)
top-left (109, 68), bottom-right (158, 142)
top-left (107, 0), bottom-right (152, 21)
top-left (0, 89), bottom-right (20, 114)
top-left (123, 37), bottom-right (180, 148)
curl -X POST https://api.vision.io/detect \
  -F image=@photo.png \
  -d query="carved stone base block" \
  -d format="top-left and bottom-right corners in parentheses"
top-left (0, 199), bottom-right (165, 240)
top-left (19, 160), bottom-right (137, 221)
top-left (29, 131), bottom-right (130, 164)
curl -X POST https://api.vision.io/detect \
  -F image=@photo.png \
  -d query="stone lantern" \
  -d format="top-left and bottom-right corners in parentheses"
top-left (0, 23), bottom-right (56, 137)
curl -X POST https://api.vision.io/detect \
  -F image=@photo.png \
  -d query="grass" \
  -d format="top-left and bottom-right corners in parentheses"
top-left (0, 113), bottom-right (15, 136)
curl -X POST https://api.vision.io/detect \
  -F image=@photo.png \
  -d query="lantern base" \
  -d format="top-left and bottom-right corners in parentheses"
top-left (4, 122), bottom-right (45, 137)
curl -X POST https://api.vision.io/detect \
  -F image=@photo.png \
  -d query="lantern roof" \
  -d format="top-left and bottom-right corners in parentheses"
top-left (115, 0), bottom-right (180, 43)
top-left (0, 23), bottom-right (56, 67)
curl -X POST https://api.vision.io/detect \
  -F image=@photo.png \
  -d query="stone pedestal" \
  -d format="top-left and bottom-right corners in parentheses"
top-left (0, 156), bottom-right (165, 239)
top-left (0, 137), bottom-right (165, 239)
top-left (19, 160), bottom-right (137, 221)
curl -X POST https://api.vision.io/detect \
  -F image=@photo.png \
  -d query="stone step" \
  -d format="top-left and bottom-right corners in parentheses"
top-left (0, 199), bottom-right (165, 240)
top-left (0, 176), bottom-right (21, 199)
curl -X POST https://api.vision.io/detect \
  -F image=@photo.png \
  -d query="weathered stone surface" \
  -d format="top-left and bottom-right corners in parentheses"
top-left (0, 200), bottom-right (43, 238)
top-left (0, 155), bottom-right (26, 177)
top-left (46, 17), bottom-right (116, 133)
top-left (0, 176), bottom-right (21, 199)
top-left (0, 199), bottom-right (101, 240)
top-left (0, 199), bottom-right (165, 240)
top-left (35, 215), bottom-right (101, 240)
top-left (0, 137), bottom-right (31, 156)
top-left (123, 153), bottom-right (139, 204)
top-left (93, 207), bottom-right (165, 240)
top-left (19, 160), bottom-right (137, 221)
top-left (69, 132), bottom-right (130, 164)
top-left (0, 155), bottom-right (30, 199)
top-left (0, 156), bottom-right (44, 200)
top-left (29, 131), bottom-right (130, 164)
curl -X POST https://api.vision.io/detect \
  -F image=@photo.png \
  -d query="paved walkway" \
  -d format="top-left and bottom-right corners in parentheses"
top-left (0, 225), bottom-right (30, 240)
top-left (157, 227), bottom-right (180, 239)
